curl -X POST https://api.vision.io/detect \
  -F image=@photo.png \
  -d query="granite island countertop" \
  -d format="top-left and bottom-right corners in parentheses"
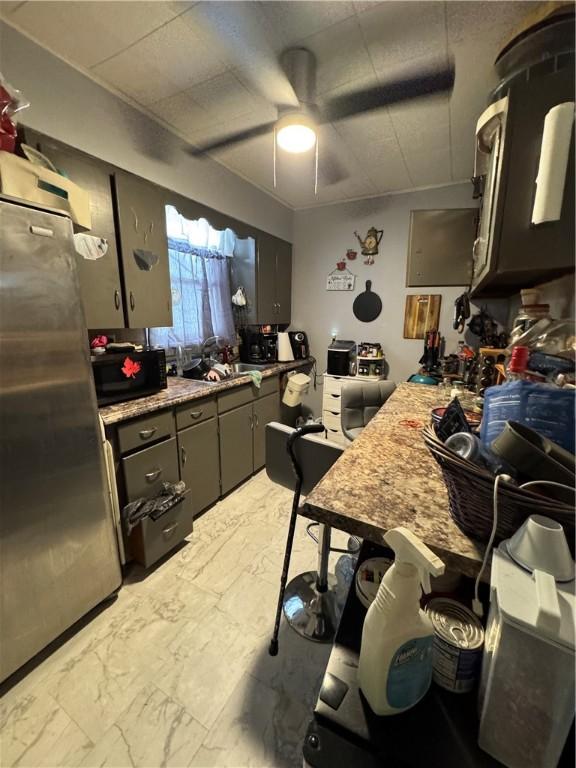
top-left (99, 358), bottom-right (312, 426)
top-left (302, 382), bottom-right (487, 578)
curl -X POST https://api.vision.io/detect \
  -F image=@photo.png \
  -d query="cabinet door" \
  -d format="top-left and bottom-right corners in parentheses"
top-left (256, 232), bottom-right (278, 323)
top-left (406, 209), bottom-right (476, 287)
top-left (275, 238), bottom-right (292, 324)
top-left (37, 138), bottom-right (125, 328)
top-left (114, 172), bottom-right (172, 328)
top-left (253, 393), bottom-right (280, 471)
top-left (178, 418), bottom-right (220, 515)
top-left (219, 403), bottom-right (254, 494)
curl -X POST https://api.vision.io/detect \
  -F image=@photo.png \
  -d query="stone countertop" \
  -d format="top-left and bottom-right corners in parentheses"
top-left (303, 382), bottom-right (487, 579)
top-left (99, 359), bottom-right (313, 426)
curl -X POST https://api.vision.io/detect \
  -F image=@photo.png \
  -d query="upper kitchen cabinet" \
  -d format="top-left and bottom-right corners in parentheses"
top-left (257, 233), bottom-right (292, 324)
top-left (113, 172), bottom-right (172, 328)
top-left (470, 31), bottom-right (575, 297)
top-left (406, 209), bottom-right (477, 287)
top-left (26, 132), bottom-right (125, 328)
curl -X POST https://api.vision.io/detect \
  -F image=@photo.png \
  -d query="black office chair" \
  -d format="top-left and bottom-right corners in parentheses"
top-left (265, 422), bottom-right (352, 654)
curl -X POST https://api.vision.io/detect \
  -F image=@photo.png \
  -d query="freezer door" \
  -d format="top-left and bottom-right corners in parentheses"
top-left (0, 200), bottom-right (122, 682)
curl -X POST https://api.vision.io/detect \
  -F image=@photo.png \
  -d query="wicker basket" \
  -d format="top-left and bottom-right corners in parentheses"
top-left (422, 426), bottom-right (575, 545)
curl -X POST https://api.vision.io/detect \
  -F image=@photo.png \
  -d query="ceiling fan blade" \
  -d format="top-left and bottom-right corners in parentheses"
top-left (185, 121), bottom-right (276, 156)
top-left (192, 2), bottom-right (299, 109)
top-left (319, 146), bottom-right (349, 186)
top-left (321, 60), bottom-right (455, 123)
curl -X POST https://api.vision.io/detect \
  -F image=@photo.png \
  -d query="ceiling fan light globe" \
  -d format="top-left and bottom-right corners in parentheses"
top-left (276, 113), bottom-right (317, 153)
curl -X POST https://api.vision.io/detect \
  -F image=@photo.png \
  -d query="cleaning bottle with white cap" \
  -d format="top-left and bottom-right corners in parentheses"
top-left (358, 526), bottom-right (445, 715)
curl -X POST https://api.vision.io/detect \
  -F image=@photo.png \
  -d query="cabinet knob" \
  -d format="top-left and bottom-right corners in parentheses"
top-left (181, 446), bottom-right (187, 466)
top-left (130, 291), bottom-right (135, 311)
top-left (190, 411), bottom-right (203, 420)
top-left (145, 467), bottom-right (162, 482)
top-left (114, 289), bottom-right (121, 310)
top-left (139, 427), bottom-right (157, 439)
top-left (254, 414), bottom-right (259, 428)
top-left (249, 414), bottom-right (254, 430)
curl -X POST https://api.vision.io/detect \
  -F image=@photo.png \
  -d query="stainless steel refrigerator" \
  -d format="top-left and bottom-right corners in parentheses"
top-left (0, 197), bottom-right (122, 682)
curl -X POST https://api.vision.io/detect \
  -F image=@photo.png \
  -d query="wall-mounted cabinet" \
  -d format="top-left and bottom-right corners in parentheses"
top-left (113, 172), bottom-right (172, 328)
top-left (29, 133), bottom-right (125, 328)
top-left (257, 232), bottom-right (292, 324)
top-left (406, 209), bottom-right (477, 287)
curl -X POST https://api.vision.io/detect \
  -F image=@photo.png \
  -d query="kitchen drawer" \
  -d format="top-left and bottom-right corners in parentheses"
top-left (122, 437), bottom-right (179, 501)
top-left (254, 375), bottom-right (279, 398)
top-left (324, 425), bottom-right (348, 446)
top-left (129, 493), bottom-right (193, 568)
top-left (218, 384), bottom-right (253, 414)
top-left (118, 410), bottom-right (174, 454)
top-left (322, 392), bottom-right (342, 413)
top-left (175, 397), bottom-right (217, 431)
top-left (323, 411), bottom-right (344, 432)
top-left (324, 375), bottom-right (349, 395)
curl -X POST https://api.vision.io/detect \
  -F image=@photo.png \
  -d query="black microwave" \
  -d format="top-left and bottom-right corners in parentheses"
top-left (92, 349), bottom-right (167, 406)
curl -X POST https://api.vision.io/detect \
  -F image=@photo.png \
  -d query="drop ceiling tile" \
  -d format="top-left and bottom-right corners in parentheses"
top-left (451, 141), bottom-right (475, 182)
top-left (186, 72), bottom-right (263, 122)
top-left (404, 146), bottom-right (452, 188)
top-left (301, 16), bottom-right (375, 96)
top-left (450, 40), bottom-right (498, 141)
top-left (259, 1), bottom-right (356, 48)
top-left (366, 154), bottom-right (412, 193)
top-left (0, 2), bottom-right (28, 16)
top-left (92, 15), bottom-right (228, 106)
top-left (389, 98), bottom-right (450, 153)
top-left (5, 1), bottom-right (178, 68)
top-left (148, 89), bottom-right (212, 137)
top-left (358, 1), bottom-right (446, 76)
top-left (446, 1), bottom-right (535, 51)
top-left (353, 1), bottom-right (384, 14)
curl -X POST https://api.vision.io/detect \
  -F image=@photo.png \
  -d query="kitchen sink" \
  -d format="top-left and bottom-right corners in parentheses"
top-left (230, 362), bottom-right (271, 372)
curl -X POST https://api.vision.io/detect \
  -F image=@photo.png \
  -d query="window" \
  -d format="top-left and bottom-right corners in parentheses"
top-left (150, 207), bottom-right (237, 349)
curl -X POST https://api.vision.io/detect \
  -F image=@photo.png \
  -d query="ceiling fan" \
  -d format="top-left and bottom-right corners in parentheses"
top-left (185, 4), bottom-right (455, 186)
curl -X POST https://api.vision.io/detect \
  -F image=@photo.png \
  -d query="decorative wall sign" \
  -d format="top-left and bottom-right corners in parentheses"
top-left (354, 227), bottom-right (383, 265)
top-left (326, 267), bottom-right (356, 291)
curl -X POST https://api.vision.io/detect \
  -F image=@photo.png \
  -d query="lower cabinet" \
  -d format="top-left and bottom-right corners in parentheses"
top-left (253, 393), bottom-right (280, 470)
top-left (178, 417), bottom-right (220, 515)
top-left (219, 402), bottom-right (254, 495)
top-left (219, 391), bottom-right (280, 493)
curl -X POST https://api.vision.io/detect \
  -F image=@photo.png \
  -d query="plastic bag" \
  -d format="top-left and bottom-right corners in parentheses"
top-left (0, 73), bottom-right (30, 153)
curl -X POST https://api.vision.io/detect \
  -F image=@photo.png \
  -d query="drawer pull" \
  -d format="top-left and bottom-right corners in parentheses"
top-left (190, 411), bottom-right (203, 420)
top-left (181, 446), bottom-right (187, 466)
top-left (162, 521), bottom-right (179, 538)
top-left (114, 289), bottom-right (120, 310)
top-left (130, 291), bottom-right (135, 311)
top-left (139, 427), bottom-right (157, 439)
top-left (254, 414), bottom-right (259, 428)
top-left (329, 411), bottom-right (339, 416)
top-left (145, 468), bottom-right (162, 482)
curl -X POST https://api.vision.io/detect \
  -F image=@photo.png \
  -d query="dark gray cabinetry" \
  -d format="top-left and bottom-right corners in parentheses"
top-left (178, 417), bottom-right (220, 516)
top-left (30, 134), bottom-right (124, 327)
top-left (406, 209), bottom-right (477, 287)
top-left (471, 64), bottom-right (575, 296)
top-left (257, 233), bottom-right (292, 324)
top-left (253, 393), bottom-right (280, 470)
top-left (219, 402), bottom-right (254, 495)
top-left (113, 172), bottom-right (172, 328)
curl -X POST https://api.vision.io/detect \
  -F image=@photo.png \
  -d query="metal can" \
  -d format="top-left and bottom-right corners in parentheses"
top-left (425, 598), bottom-right (484, 694)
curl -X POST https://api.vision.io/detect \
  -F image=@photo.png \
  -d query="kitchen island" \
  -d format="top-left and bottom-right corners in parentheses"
top-left (303, 382), bottom-right (486, 578)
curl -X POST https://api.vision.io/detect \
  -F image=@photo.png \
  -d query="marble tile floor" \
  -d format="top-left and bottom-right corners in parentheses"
top-left (0, 471), bottom-right (355, 768)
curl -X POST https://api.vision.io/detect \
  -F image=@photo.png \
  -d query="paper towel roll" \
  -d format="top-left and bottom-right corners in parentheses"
top-left (532, 102), bottom-right (575, 225)
top-left (277, 332), bottom-right (294, 362)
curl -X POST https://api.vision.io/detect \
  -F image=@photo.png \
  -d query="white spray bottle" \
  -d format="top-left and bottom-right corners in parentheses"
top-left (358, 527), bottom-right (445, 715)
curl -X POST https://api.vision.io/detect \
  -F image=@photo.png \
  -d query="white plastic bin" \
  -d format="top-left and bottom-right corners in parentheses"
top-left (282, 372), bottom-right (310, 407)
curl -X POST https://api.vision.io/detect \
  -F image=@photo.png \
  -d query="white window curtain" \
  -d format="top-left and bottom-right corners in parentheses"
top-left (150, 207), bottom-right (236, 349)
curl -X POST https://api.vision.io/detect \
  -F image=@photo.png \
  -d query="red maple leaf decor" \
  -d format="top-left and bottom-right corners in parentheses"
top-left (121, 356), bottom-right (142, 379)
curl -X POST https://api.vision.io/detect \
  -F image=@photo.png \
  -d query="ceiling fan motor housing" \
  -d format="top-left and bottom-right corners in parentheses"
top-left (281, 47), bottom-right (317, 108)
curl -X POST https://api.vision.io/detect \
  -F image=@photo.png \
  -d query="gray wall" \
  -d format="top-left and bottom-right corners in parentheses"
top-left (0, 23), bottom-right (293, 241)
top-left (291, 183), bottom-right (509, 416)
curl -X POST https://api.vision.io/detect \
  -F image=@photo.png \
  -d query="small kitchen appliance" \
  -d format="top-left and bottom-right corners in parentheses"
top-left (327, 340), bottom-right (356, 376)
top-left (261, 332), bottom-right (278, 362)
top-left (238, 328), bottom-right (277, 363)
top-left (478, 541), bottom-right (575, 768)
top-left (288, 330), bottom-right (309, 360)
top-left (91, 348), bottom-right (167, 406)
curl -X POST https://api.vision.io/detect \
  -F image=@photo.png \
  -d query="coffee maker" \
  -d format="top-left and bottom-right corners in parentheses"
top-left (238, 328), bottom-right (277, 363)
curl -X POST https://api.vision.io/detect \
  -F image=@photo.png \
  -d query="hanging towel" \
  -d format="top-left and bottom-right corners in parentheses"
top-left (246, 370), bottom-right (263, 388)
